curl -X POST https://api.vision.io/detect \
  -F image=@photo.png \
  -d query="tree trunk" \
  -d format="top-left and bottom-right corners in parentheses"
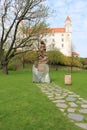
top-left (2, 64), bottom-right (8, 75)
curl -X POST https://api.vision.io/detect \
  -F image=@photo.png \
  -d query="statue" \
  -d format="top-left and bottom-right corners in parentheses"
top-left (32, 41), bottom-right (50, 83)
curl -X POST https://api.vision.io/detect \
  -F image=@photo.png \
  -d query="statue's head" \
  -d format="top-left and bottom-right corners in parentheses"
top-left (40, 41), bottom-right (46, 51)
top-left (40, 40), bottom-right (45, 45)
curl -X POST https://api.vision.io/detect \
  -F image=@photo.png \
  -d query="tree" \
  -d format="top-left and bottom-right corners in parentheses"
top-left (0, 0), bottom-right (48, 74)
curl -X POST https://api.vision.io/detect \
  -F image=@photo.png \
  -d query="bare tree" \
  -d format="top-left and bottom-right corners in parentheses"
top-left (0, 0), bottom-right (48, 74)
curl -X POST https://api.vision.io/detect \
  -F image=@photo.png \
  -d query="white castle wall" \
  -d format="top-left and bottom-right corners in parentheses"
top-left (42, 17), bottom-right (72, 57)
top-left (18, 17), bottom-right (72, 57)
top-left (42, 32), bottom-right (72, 56)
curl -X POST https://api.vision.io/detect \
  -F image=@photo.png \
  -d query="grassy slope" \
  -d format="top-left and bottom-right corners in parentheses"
top-left (0, 69), bottom-right (83, 130)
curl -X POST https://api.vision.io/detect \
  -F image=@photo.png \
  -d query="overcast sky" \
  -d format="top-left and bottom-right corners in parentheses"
top-left (46, 0), bottom-right (87, 58)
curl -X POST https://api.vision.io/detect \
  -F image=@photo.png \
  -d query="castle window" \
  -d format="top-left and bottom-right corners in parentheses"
top-left (52, 33), bottom-right (54, 36)
top-left (52, 43), bottom-right (55, 48)
top-left (61, 38), bottom-right (64, 42)
top-left (52, 39), bottom-right (55, 42)
top-left (62, 44), bottom-right (64, 47)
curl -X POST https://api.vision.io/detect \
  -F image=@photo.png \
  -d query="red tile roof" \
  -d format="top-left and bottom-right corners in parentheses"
top-left (72, 52), bottom-right (79, 56)
top-left (24, 28), bottom-right (65, 34)
top-left (65, 16), bottom-right (71, 21)
top-left (47, 28), bottom-right (65, 33)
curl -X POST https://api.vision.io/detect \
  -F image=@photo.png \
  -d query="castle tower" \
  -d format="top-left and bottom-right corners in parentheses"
top-left (65, 16), bottom-right (72, 33)
top-left (64, 16), bottom-right (72, 56)
top-left (18, 20), bottom-right (24, 39)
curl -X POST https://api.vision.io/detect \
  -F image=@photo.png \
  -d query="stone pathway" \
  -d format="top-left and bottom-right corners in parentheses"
top-left (36, 82), bottom-right (87, 130)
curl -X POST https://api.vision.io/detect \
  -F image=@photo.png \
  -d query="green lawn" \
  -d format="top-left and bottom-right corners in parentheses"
top-left (0, 68), bottom-right (85, 130)
top-left (50, 69), bottom-right (87, 99)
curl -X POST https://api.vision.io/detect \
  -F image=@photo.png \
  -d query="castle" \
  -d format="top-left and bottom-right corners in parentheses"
top-left (18, 16), bottom-right (72, 57)
top-left (41, 16), bottom-right (72, 57)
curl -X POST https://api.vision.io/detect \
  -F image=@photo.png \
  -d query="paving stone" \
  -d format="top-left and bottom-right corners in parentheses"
top-left (68, 102), bottom-right (78, 107)
top-left (68, 94), bottom-right (80, 98)
top-left (79, 98), bottom-right (84, 100)
top-left (81, 104), bottom-right (87, 108)
top-left (64, 90), bottom-right (69, 93)
top-left (59, 108), bottom-right (65, 112)
top-left (62, 94), bottom-right (68, 97)
top-left (52, 100), bottom-right (65, 103)
top-left (56, 89), bottom-right (62, 92)
top-left (68, 91), bottom-right (75, 94)
top-left (56, 103), bottom-right (68, 108)
top-left (55, 96), bottom-right (65, 99)
top-left (76, 101), bottom-right (83, 104)
top-left (66, 97), bottom-right (76, 101)
top-left (79, 109), bottom-right (87, 114)
top-left (45, 92), bottom-right (52, 95)
top-left (68, 113), bottom-right (84, 121)
top-left (49, 97), bottom-right (54, 100)
top-left (75, 123), bottom-right (87, 129)
top-left (47, 95), bottom-right (53, 98)
top-left (81, 100), bottom-right (87, 104)
top-left (41, 90), bottom-right (48, 93)
top-left (36, 83), bottom-right (87, 129)
top-left (55, 94), bottom-right (61, 96)
top-left (67, 108), bottom-right (76, 113)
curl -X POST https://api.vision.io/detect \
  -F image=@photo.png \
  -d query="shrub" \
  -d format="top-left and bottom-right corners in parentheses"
top-left (47, 51), bottom-right (64, 65)
top-left (8, 55), bottom-right (23, 70)
top-left (24, 51), bottom-right (38, 63)
top-left (8, 50), bottom-right (83, 70)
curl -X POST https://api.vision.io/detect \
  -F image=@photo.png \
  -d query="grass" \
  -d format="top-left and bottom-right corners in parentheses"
top-left (0, 68), bottom-right (85, 130)
top-left (50, 69), bottom-right (87, 99)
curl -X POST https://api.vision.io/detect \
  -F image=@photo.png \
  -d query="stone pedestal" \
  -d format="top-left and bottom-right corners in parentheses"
top-left (65, 74), bottom-right (71, 85)
top-left (32, 64), bottom-right (50, 83)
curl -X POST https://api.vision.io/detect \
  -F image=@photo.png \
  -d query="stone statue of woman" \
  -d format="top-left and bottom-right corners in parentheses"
top-left (32, 41), bottom-right (50, 83)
